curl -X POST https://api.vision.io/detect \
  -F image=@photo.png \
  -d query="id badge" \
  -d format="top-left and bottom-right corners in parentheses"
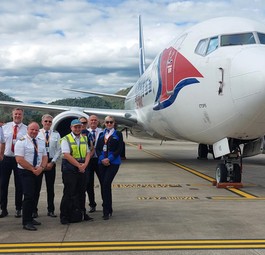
top-left (103, 144), bottom-right (107, 152)
top-left (46, 147), bottom-right (50, 153)
top-left (13, 139), bottom-right (16, 145)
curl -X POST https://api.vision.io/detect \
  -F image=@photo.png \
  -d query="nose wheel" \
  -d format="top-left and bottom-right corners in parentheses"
top-left (215, 146), bottom-right (243, 188)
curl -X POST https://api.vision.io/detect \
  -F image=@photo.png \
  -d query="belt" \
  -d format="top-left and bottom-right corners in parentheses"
top-left (4, 155), bottom-right (15, 158)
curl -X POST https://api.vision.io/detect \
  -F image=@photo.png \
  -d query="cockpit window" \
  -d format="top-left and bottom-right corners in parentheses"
top-left (221, 32), bottom-right (255, 46)
top-left (206, 36), bottom-right (218, 54)
top-left (257, 33), bottom-right (265, 44)
top-left (195, 38), bottom-right (209, 56)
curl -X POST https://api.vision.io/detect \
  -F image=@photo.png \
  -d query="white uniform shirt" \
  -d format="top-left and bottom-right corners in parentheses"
top-left (61, 132), bottom-right (89, 155)
top-left (88, 127), bottom-right (103, 158)
top-left (15, 134), bottom-right (47, 169)
top-left (2, 122), bottom-right (27, 157)
top-left (37, 129), bottom-right (61, 163)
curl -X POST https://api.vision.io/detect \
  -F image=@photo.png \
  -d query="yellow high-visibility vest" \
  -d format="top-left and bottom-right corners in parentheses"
top-left (63, 134), bottom-right (88, 160)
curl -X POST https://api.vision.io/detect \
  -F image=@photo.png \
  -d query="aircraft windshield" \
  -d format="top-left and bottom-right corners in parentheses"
top-left (195, 32), bottom-right (264, 57)
top-left (258, 33), bottom-right (265, 44)
top-left (221, 33), bottom-right (255, 46)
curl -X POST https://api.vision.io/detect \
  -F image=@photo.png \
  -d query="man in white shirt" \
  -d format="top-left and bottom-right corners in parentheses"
top-left (86, 115), bottom-right (102, 213)
top-left (33, 114), bottom-right (61, 218)
top-left (15, 122), bottom-right (48, 231)
top-left (0, 124), bottom-right (6, 206)
top-left (0, 108), bottom-right (27, 218)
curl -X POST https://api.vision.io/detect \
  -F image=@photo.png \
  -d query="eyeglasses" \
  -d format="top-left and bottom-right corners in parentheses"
top-left (81, 122), bottom-right (87, 125)
top-left (105, 121), bottom-right (114, 124)
top-left (44, 120), bottom-right (52, 123)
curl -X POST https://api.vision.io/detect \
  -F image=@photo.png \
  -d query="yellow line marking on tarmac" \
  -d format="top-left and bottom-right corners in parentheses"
top-left (2, 239), bottom-right (265, 252)
top-left (126, 142), bottom-right (258, 199)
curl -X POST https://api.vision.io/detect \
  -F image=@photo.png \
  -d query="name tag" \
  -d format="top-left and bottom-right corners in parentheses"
top-left (103, 145), bottom-right (107, 152)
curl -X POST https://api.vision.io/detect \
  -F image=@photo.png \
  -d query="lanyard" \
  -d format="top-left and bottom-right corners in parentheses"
top-left (42, 130), bottom-right (50, 146)
top-left (27, 135), bottom-right (38, 154)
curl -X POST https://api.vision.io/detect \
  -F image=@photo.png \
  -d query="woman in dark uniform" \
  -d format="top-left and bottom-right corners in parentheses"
top-left (96, 116), bottom-right (123, 220)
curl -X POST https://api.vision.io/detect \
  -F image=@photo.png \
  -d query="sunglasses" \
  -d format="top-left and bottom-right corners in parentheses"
top-left (81, 122), bottom-right (87, 125)
top-left (44, 120), bottom-right (52, 123)
top-left (105, 121), bottom-right (114, 124)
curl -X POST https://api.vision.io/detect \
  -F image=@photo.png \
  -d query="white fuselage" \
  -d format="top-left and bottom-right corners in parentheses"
top-left (125, 17), bottom-right (265, 145)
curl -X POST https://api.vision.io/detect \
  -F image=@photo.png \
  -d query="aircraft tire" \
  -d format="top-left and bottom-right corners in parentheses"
top-left (216, 163), bottom-right (228, 183)
top-left (232, 164), bottom-right (242, 183)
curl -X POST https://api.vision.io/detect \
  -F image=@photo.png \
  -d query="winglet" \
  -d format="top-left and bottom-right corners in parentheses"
top-left (139, 15), bottom-right (146, 76)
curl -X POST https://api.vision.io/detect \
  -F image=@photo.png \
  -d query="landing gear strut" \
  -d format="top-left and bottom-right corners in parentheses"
top-left (215, 142), bottom-right (242, 187)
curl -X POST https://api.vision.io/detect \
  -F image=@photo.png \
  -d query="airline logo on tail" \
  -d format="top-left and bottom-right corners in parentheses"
top-left (153, 47), bottom-right (203, 110)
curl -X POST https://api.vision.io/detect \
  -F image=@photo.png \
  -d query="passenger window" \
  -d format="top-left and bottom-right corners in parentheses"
top-left (221, 33), bottom-right (255, 46)
top-left (206, 36), bottom-right (218, 55)
top-left (258, 33), bottom-right (265, 44)
top-left (195, 39), bottom-right (209, 56)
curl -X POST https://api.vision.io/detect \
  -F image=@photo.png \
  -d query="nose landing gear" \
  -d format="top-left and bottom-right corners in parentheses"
top-left (215, 148), bottom-right (243, 188)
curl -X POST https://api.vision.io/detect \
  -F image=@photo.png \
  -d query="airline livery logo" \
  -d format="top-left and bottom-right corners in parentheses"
top-left (153, 47), bottom-right (203, 110)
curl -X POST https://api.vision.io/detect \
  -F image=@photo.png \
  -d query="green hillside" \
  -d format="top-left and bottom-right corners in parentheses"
top-left (0, 87), bottom-right (131, 123)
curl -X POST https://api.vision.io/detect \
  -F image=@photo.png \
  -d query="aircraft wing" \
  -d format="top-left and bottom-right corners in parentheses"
top-left (64, 89), bottom-right (127, 99)
top-left (0, 100), bottom-right (70, 113)
top-left (0, 100), bottom-right (138, 126)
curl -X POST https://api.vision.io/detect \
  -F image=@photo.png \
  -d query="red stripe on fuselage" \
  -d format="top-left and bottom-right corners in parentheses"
top-left (159, 47), bottom-right (203, 102)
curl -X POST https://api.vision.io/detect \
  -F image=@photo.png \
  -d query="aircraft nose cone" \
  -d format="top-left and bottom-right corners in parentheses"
top-left (230, 47), bottom-right (265, 101)
top-left (230, 47), bottom-right (265, 122)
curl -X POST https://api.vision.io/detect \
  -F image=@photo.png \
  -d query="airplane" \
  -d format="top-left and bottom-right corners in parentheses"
top-left (1, 16), bottom-right (265, 186)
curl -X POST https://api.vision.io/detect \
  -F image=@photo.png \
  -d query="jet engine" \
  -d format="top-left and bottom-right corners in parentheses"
top-left (51, 110), bottom-right (89, 137)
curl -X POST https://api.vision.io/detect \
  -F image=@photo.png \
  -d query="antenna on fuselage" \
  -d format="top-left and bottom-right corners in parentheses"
top-left (139, 15), bottom-right (146, 76)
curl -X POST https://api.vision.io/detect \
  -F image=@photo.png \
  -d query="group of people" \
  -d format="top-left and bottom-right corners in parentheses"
top-left (0, 108), bottom-right (124, 231)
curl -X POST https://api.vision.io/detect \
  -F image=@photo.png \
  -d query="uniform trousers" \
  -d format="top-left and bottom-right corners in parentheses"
top-left (34, 160), bottom-right (56, 214)
top-left (60, 170), bottom-right (86, 221)
top-left (86, 158), bottom-right (100, 208)
top-left (98, 164), bottom-right (119, 217)
top-left (20, 168), bottom-right (39, 225)
top-left (1, 156), bottom-right (23, 211)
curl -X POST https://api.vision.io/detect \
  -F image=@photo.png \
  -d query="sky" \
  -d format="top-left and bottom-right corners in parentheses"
top-left (0, 0), bottom-right (264, 103)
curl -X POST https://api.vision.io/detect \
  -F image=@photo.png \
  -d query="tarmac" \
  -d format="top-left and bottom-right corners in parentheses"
top-left (1, 135), bottom-right (265, 254)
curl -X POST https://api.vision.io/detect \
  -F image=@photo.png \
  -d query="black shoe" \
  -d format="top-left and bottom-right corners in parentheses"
top-left (84, 214), bottom-right (94, 221)
top-left (23, 224), bottom-right (37, 231)
top-left (89, 207), bottom-right (96, 213)
top-left (15, 210), bottom-right (22, 218)
top-left (47, 212), bottom-right (57, 217)
top-left (60, 218), bottom-right (69, 225)
top-left (0, 210), bottom-right (8, 218)
top-left (32, 219), bottom-right (41, 225)
top-left (103, 215), bottom-right (110, 220)
top-left (32, 212), bottom-right (38, 218)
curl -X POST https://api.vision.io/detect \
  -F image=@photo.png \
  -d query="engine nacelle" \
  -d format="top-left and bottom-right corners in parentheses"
top-left (242, 137), bottom-right (265, 157)
top-left (51, 111), bottom-right (89, 137)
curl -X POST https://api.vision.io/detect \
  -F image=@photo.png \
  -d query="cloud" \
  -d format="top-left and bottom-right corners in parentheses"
top-left (0, 0), bottom-right (264, 103)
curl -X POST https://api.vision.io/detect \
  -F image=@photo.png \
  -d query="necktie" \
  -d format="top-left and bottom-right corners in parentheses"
top-left (45, 131), bottom-right (50, 158)
top-left (32, 138), bottom-right (38, 167)
top-left (92, 130), bottom-right (96, 139)
top-left (11, 125), bottom-right (18, 152)
top-left (92, 130), bottom-right (96, 146)
top-left (45, 130), bottom-right (49, 143)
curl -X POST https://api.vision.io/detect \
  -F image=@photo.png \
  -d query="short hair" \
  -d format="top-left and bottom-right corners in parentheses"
top-left (12, 107), bottom-right (24, 113)
top-left (104, 116), bottom-right (115, 122)
top-left (78, 116), bottom-right (87, 121)
top-left (42, 114), bottom-right (53, 120)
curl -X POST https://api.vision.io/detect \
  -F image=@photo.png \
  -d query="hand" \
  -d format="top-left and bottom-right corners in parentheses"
top-left (102, 158), bottom-right (110, 166)
top-left (78, 163), bottom-right (86, 173)
top-left (33, 166), bottom-right (43, 176)
top-left (45, 162), bottom-right (54, 171)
